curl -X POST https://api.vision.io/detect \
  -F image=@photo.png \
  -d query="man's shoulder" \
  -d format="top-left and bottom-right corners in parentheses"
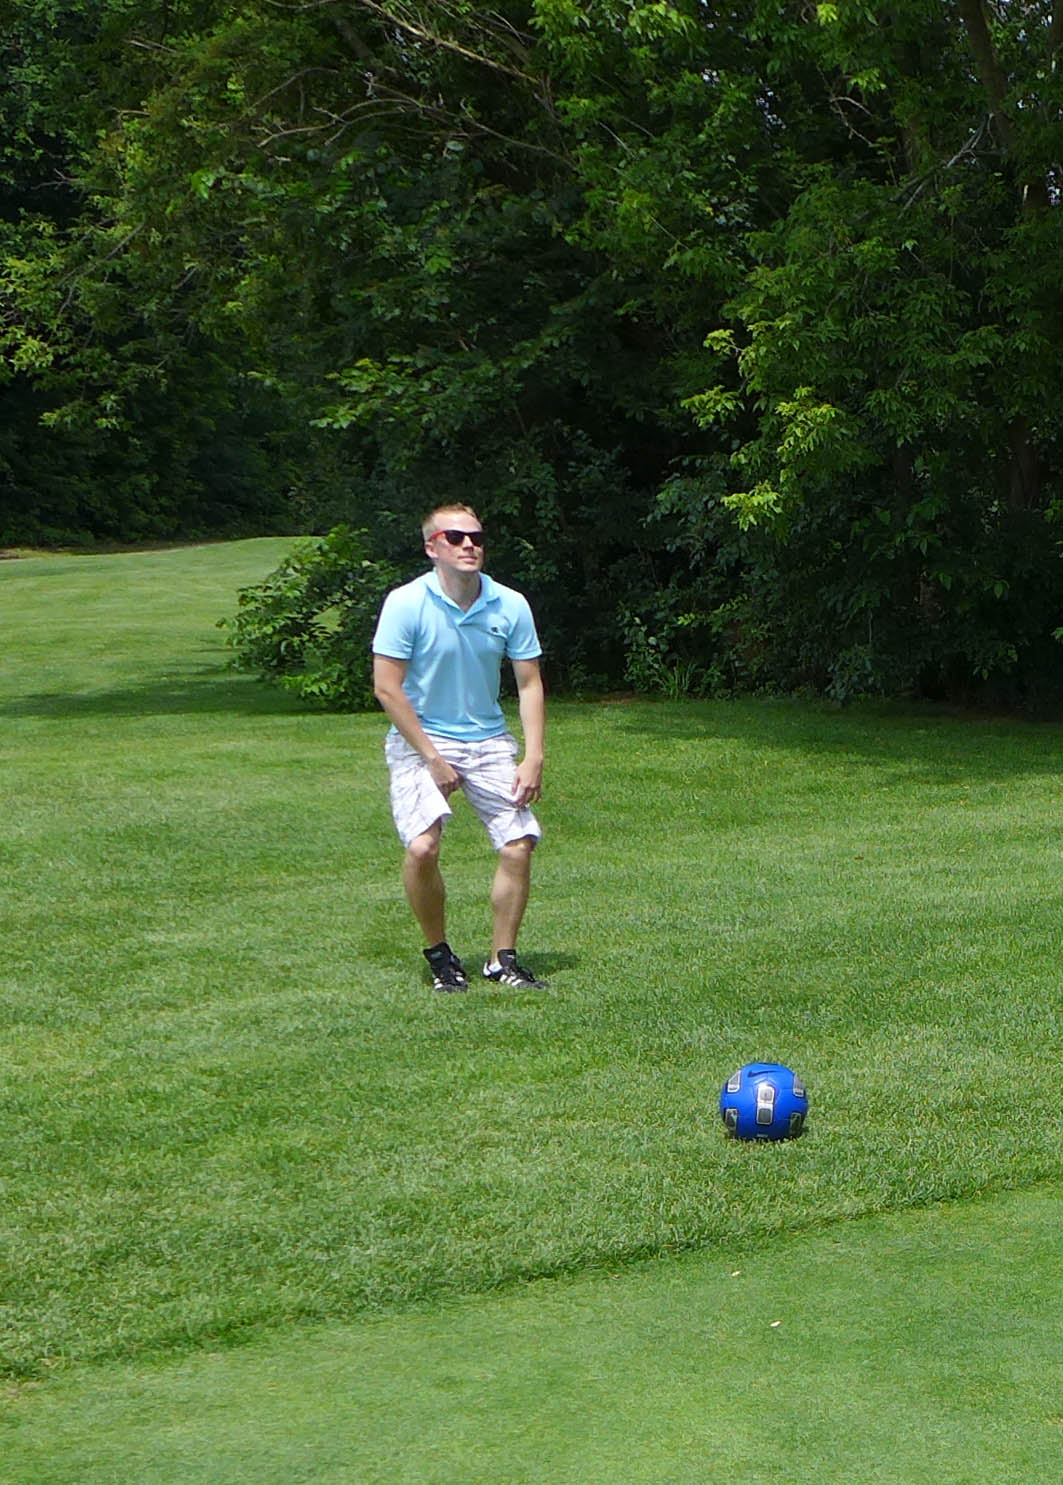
top-left (372, 572), bottom-right (433, 656)
top-left (382, 571), bottom-right (433, 609)
top-left (482, 575), bottom-right (532, 611)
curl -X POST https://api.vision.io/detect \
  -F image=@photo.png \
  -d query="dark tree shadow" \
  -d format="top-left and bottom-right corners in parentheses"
top-left (0, 667), bottom-right (311, 720)
top-left (596, 696), bottom-right (1063, 786)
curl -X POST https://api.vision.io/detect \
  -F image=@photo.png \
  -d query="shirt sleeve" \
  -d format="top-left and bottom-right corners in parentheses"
top-left (371, 588), bottom-right (415, 659)
top-left (505, 594), bottom-right (543, 661)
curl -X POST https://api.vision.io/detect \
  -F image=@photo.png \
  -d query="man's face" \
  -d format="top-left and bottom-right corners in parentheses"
top-left (425, 511), bottom-right (486, 577)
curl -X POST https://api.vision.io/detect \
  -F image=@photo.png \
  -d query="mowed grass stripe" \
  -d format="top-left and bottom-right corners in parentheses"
top-left (0, 542), bottom-right (1061, 1377)
top-left (4, 1186), bottom-right (1060, 1484)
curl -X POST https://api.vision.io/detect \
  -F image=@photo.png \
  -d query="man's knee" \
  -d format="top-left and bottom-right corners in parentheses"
top-left (499, 834), bottom-right (536, 862)
top-left (405, 827), bottom-right (442, 867)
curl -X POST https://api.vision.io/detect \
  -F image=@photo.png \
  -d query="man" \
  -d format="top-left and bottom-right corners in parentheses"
top-left (372, 504), bottom-right (548, 992)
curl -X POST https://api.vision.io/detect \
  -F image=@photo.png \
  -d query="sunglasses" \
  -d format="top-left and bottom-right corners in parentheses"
top-left (431, 528), bottom-right (485, 548)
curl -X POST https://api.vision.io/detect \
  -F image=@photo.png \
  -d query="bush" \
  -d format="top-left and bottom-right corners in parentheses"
top-left (220, 526), bottom-right (401, 709)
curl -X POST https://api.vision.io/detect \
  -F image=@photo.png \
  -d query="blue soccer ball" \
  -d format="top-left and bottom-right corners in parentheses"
top-left (719, 1062), bottom-right (808, 1141)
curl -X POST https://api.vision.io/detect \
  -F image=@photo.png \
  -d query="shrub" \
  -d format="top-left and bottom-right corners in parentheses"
top-left (221, 526), bottom-right (401, 710)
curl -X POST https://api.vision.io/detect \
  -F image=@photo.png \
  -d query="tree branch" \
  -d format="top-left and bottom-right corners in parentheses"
top-left (954, 0), bottom-right (1016, 149)
top-left (955, 0), bottom-right (1051, 209)
top-left (318, 0), bottom-right (538, 87)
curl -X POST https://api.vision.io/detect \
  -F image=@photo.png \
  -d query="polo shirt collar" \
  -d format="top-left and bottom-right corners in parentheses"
top-left (425, 567), bottom-right (498, 617)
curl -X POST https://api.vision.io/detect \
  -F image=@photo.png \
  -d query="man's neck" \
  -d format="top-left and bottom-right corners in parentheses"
top-left (435, 565), bottom-right (482, 611)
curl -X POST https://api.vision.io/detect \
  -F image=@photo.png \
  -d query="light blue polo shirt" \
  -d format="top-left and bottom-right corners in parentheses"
top-left (372, 570), bottom-right (542, 741)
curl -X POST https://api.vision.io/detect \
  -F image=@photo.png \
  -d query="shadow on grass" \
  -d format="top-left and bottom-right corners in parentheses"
top-left (602, 696), bottom-right (1063, 783)
top-left (523, 950), bottom-right (580, 978)
top-left (410, 952), bottom-right (581, 998)
top-left (0, 667), bottom-right (309, 720)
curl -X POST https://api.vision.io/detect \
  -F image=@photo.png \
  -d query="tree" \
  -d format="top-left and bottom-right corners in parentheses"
top-left (7, 2), bottom-right (1063, 706)
top-left (670, 0), bottom-right (1063, 702)
top-left (0, 2), bottom-right (309, 543)
top-left (38, 1), bottom-right (744, 680)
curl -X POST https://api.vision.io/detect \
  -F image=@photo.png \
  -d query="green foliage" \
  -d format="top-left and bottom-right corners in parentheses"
top-left (0, 3), bottom-right (335, 544)
top-left (220, 526), bottom-right (401, 709)
top-left (619, 600), bottom-right (728, 700)
top-left (6, 2), bottom-right (1063, 702)
top-left (664, 2), bottom-right (1063, 704)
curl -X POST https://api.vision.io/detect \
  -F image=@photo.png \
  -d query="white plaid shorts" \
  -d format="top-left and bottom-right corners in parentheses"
top-left (384, 731), bottom-right (542, 851)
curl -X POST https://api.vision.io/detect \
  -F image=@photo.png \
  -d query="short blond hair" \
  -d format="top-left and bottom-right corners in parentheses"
top-left (421, 504), bottom-right (481, 542)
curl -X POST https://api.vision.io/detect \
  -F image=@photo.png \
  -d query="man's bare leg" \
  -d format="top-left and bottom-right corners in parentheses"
top-left (403, 823), bottom-right (446, 945)
top-left (489, 835), bottom-right (535, 961)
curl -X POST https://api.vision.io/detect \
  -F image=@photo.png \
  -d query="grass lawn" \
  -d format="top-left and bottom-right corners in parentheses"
top-left (7, 1185), bottom-right (1060, 1483)
top-left (1, 539), bottom-right (1061, 1478)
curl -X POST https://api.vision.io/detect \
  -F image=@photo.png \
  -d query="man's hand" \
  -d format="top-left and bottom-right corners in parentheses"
top-left (428, 753), bottom-right (461, 798)
top-left (374, 655), bottom-right (461, 798)
top-left (512, 756), bottom-right (543, 808)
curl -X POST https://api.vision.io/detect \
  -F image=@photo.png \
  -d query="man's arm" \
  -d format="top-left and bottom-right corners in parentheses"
top-left (372, 654), bottom-right (460, 797)
top-left (511, 657), bottom-right (545, 806)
